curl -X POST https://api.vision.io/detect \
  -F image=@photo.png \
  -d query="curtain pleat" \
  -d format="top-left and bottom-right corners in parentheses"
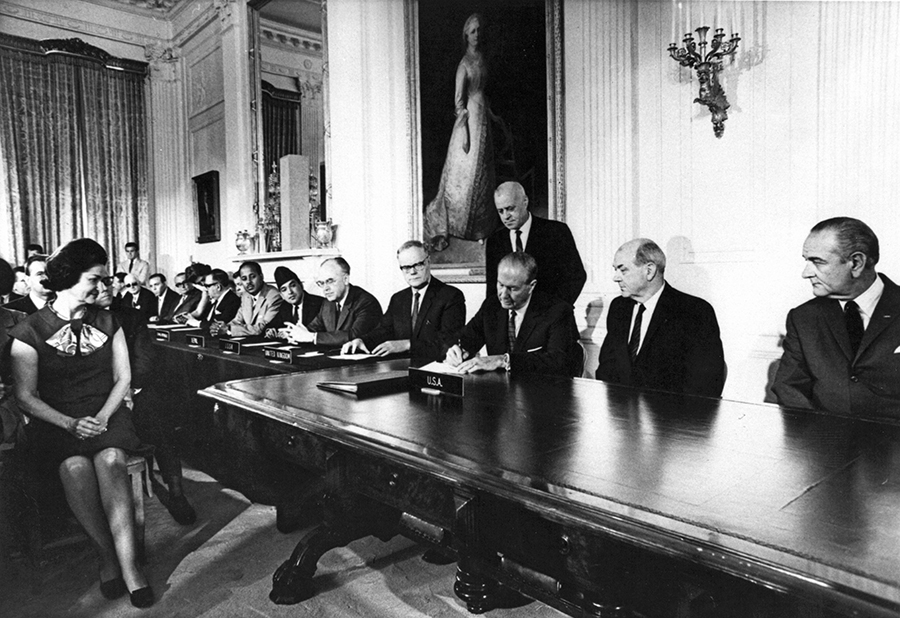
top-left (0, 40), bottom-right (147, 267)
top-left (262, 91), bottom-right (300, 176)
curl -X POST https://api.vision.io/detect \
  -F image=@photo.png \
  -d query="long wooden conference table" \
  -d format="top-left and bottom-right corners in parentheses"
top-left (187, 355), bottom-right (900, 618)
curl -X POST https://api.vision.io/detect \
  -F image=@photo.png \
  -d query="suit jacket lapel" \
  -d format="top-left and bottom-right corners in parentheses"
top-left (516, 295), bottom-right (545, 349)
top-left (638, 289), bottom-right (668, 359)
top-left (413, 283), bottom-right (436, 337)
top-left (335, 286), bottom-right (353, 330)
top-left (819, 299), bottom-right (853, 360)
top-left (857, 276), bottom-right (900, 358)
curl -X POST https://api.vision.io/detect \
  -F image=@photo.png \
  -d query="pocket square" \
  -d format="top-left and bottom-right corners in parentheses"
top-left (894, 345), bottom-right (900, 354)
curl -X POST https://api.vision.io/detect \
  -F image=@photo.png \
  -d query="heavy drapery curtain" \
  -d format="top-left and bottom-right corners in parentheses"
top-left (261, 80), bottom-right (301, 178)
top-left (0, 34), bottom-right (148, 267)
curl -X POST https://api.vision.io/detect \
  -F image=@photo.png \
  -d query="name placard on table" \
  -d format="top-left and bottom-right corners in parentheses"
top-left (185, 333), bottom-right (207, 347)
top-left (262, 345), bottom-right (308, 363)
top-left (219, 338), bottom-right (243, 354)
top-left (409, 365), bottom-right (464, 398)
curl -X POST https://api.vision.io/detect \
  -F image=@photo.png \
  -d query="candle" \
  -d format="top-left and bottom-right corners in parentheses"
top-left (731, 2), bottom-right (736, 36)
top-left (671, 0), bottom-right (677, 43)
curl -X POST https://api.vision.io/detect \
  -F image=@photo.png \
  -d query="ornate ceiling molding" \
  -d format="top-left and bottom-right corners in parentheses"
top-left (0, 1), bottom-right (165, 51)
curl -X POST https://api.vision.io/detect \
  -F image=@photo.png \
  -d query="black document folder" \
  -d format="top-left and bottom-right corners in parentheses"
top-left (316, 370), bottom-right (409, 397)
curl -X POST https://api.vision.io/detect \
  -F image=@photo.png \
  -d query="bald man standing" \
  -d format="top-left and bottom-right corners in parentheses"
top-left (597, 238), bottom-right (725, 397)
top-left (485, 181), bottom-right (586, 306)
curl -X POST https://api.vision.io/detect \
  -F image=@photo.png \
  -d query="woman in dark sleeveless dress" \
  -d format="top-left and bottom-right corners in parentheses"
top-left (10, 239), bottom-right (154, 608)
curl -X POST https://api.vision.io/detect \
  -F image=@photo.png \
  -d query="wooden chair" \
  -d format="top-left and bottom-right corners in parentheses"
top-left (126, 454), bottom-right (153, 561)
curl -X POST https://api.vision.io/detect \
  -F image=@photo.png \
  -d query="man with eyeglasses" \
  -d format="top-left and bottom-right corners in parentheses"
top-left (218, 261), bottom-right (282, 337)
top-left (445, 251), bottom-right (581, 376)
top-left (190, 269), bottom-right (240, 330)
top-left (146, 273), bottom-right (179, 323)
top-left (286, 257), bottom-right (382, 347)
top-left (343, 241), bottom-right (465, 361)
top-left (264, 266), bottom-right (323, 339)
top-left (3, 254), bottom-right (52, 315)
top-left (121, 273), bottom-right (155, 321)
top-left (171, 263), bottom-right (211, 324)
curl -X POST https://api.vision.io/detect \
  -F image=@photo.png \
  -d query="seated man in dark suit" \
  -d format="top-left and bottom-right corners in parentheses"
top-left (486, 181), bottom-right (586, 306)
top-left (343, 240), bottom-right (466, 361)
top-left (287, 257), bottom-right (382, 347)
top-left (264, 266), bottom-right (324, 339)
top-left (185, 269), bottom-right (241, 328)
top-left (445, 252), bottom-right (580, 376)
top-left (774, 217), bottom-right (900, 418)
top-left (3, 254), bottom-right (52, 315)
top-left (596, 238), bottom-right (725, 397)
top-left (121, 274), bottom-right (155, 321)
top-left (215, 261), bottom-right (282, 338)
top-left (146, 273), bottom-right (179, 323)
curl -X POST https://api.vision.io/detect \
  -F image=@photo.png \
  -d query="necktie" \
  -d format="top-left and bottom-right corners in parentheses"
top-left (628, 303), bottom-right (645, 362)
top-left (335, 302), bottom-right (341, 317)
top-left (411, 291), bottom-right (420, 330)
top-left (515, 230), bottom-right (523, 253)
top-left (844, 300), bottom-right (864, 357)
top-left (507, 310), bottom-right (517, 353)
top-left (129, 259), bottom-right (134, 273)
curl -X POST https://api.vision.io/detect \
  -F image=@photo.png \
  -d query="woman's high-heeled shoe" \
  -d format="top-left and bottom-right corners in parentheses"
top-left (99, 576), bottom-right (126, 600)
top-left (129, 586), bottom-right (155, 608)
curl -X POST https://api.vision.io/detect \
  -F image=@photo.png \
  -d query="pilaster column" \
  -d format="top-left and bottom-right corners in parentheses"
top-left (216, 0), bottom-right (256, 236)
top-left (145, 43), bottom-right (188, 277)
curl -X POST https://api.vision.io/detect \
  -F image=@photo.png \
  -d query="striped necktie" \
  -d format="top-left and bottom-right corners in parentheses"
top-left (507, 310), bottom-right (517, 353)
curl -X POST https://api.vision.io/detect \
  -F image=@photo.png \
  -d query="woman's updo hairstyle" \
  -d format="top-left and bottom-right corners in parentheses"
top-left (44, 238), bottom-right (108, 292)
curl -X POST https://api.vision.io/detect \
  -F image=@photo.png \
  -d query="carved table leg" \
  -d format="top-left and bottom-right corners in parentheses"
top-left (269, 497), bottom-right (401, 605)
top-left (454, 557), bottom-right (501, 614)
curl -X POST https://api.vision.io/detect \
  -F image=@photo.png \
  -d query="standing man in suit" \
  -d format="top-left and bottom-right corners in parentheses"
top-left (146, 273), bottom-right (179, 323)
top-left (121, 274), bottom-right (155, 321)
top-left (287, 257), bottom-right (382, 347)
top-left (118, 241), bottom-right (150, 285)
top-left (445, 252), bottom-right (581, 376)
top-left (216, 261), bottom-right (282, 337)
top-left (774, 217), bottom-right (900, 417)
top-left (485, 181), bottom-right (586, 306)
top-left (264, 266), bottom-right (323, 339)
top-left (3, 255), bottom-right (51, 315)
top-left (343, 240), bottom-right (466, 361)
top-left (597, 238), bottom-right (725, 397)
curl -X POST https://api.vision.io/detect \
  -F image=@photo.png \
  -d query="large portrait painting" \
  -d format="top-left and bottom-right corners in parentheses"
top-left (408, 0), bottom-right (563, 276)
top-left (193, 170), bottom-right (220, 244)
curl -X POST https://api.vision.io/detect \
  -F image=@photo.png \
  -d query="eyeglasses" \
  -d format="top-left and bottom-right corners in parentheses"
top-left (174, 282), bottom-right (186, 288)
top-left (399, 260), bottom-right (427, 274)
top-left (315, 278), bottom-right (338, 288)
top-left (126, 282), bottom-right (140, 288)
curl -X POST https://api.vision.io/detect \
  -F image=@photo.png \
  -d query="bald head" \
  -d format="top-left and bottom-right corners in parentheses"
top-left (494, 181), bottom-right (530, 231)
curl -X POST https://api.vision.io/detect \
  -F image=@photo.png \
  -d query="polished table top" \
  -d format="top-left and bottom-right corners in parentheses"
top-left (200, 361), bottom-right (900, 608)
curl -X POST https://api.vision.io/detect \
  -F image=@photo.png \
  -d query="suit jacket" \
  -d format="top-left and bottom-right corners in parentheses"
top-left (117, 258), bottom-right (150, 284)
top-left (229, 284), bottom-right (283, 336)
top-left (2, 294), bottom-right (40, 315)
top-left (362, 277), bottom-right (466, 361)
top-left (485, 215), bottom-right (586, 306)
top-left (167, 288), bottom-right (201, 322)
top-left (266, 291), bottom-right (324, 330)
top-left (457, 290), bottom-right (581, 377)
top-left (773, 274), bottom-right (900, 419)
top-left (307, 284), bottom-right (383, 347)
top-left (204, 288), bottom-right (242, 325)
top-left (597, 284), bottom-right (725, 397)
top-left (154, 287), bottom-right (180, 321)
top-left (109, 306), bottom-right (158, 390)
top-left (122, 287), bottom-right (156, 320)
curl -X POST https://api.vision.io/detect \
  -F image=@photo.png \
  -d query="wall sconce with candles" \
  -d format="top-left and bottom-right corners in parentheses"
top-left (668, 26), bottom-right (740, 138)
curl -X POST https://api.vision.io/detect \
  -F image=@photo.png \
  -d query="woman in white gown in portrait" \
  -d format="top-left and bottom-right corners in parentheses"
top-left (424, 13), bottom-right (497, 253)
